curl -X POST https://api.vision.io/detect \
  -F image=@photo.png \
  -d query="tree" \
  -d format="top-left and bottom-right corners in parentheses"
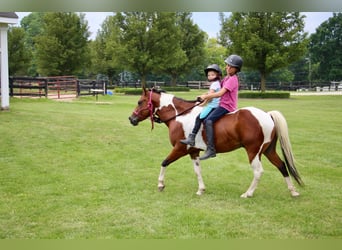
top-left (163, 12), bottom-right (205, 85)
top-left (219, 12), bottom-right (308, 92)
top-left (8, 27), bottom-right (31, 76)
top-left (91, 15), bottom-right (122, 84)
top-left (204, 38), bottom-right (226, 75)
top-left (309, 12), bottom-right (342, 81)
top-left (114, 12), bottom-right (188, 87)
top-left (18, 12), bottom-right (45, 76)
top-left (34, 12), bottom-right (90, 76)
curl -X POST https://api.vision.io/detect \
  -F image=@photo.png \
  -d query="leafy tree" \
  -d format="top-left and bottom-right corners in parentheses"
top-left (20, 12), bottom-right (45, 48)
top-left (309, 12), bottom-right (342, 81)
top-left (267, 68), bottom-right (294, 83)
top-left (183, 37), bottom-right (227, 82)
top-left (163, 12), bottom-right (205, 85)
top-left (114, 12), bottom-right (188, 87)
top-left (34, 12), bottom-right (90, 76)
top-left (8, 27), bottom-right (31, 76)
top-left (91, 15), bottom-right (122, 84)
top-left (18, 12), bottom-right (45, 76)
top-left (203, 38), bottom-right (226, 76)
top-left (219, 12), bottom-right (308, 91)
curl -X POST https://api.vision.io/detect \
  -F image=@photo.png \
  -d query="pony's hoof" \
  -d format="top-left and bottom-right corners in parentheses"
top-left (290, 190), bottom-right (300, 197)
top-left (240, 192), bottom-right (253, 198)
top-left (196, 189), bottom-right (205, 196)
top-left (158, 185), bottom-right (165, 192)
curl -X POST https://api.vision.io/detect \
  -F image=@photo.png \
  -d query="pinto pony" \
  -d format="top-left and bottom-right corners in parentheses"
top-left (129, 88), bottom-right (303, 197)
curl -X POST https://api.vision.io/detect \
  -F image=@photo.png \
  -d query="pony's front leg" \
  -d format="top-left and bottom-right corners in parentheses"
top-left (158, 167), bottom-right (166, 191)
top-left (241, 157), bottom-right (264, 198)
top-left (193, 157), bottom-right (205, 195)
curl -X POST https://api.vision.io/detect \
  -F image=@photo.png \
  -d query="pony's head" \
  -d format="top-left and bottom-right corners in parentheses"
top-left (129, 87), bottom-right (161, 126)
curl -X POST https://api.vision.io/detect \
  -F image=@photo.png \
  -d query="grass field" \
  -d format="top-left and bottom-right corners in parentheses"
top-left (0, 92), bottom-right (341, 239)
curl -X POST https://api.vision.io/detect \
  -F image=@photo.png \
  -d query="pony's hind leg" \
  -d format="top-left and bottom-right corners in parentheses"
top-left (264, 147), bottom-right (300, 197)
top-left (241, 156), bottom-right (264, 198)
top-left (193, 157), bottom-right (205, 195)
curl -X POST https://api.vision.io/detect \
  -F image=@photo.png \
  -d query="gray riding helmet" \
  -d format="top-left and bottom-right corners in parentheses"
top-left (224, 55), bottom-right (243, 71)
top-left (204, 64), bottom-right (223, 76)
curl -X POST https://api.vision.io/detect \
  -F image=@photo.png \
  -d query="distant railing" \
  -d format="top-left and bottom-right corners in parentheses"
top-left (9, 77), bottom-right (48, 97)
top-left (8, 76), bottom-right (108, 99)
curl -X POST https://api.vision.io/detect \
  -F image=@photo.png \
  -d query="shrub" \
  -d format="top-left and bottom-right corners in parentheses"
top-left (239, 91), bottom-right (290, 99)
top-left (115, 87), bottom-right (190, 95)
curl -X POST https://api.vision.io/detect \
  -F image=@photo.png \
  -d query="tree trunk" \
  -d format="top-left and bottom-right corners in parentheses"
top-left (260, 73), bottom-right (266, 92)
top-left (171, 74), bottom-right (177, 87)
top-left (140, 75), bottom-right (146, 89)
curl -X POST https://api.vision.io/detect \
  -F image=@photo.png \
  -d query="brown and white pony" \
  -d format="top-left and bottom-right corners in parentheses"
top-left (129, 88), bottom-right (303, 197)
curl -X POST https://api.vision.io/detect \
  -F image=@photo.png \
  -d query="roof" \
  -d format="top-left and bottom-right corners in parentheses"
top-left (0, 12), bottom-right (18, 24)
top-left (0, 12), bottom-right (18, 19)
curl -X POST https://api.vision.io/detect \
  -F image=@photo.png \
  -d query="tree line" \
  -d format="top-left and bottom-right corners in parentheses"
top-left (8, 12), bottom-right (342, 91)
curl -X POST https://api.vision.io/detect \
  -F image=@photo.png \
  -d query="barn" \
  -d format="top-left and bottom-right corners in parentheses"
top-left (0, 12), bottom-right (18, 110)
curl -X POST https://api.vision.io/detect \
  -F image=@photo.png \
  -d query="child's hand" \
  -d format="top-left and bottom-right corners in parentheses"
top-left (196, 96), bottom-right (204, 103)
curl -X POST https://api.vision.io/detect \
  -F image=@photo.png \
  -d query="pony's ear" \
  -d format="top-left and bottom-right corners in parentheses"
top-left (143, 86), bottom-right (147, 95)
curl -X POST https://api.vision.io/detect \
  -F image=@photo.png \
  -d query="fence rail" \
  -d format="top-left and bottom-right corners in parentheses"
top-left (9, 77), bottom-right (48, 97)
top-left (8, 76), bottom-right (108, 99)
top-left (6, 77), bottom-right (341, 98)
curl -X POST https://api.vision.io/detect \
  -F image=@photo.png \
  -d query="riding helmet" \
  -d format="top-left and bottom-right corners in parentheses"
top-left (204, 64), bottom-right (222, 76)
top-left (224, 55), bottom-right (243, 71)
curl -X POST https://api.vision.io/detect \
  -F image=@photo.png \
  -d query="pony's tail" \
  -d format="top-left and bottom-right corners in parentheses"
top-left (268, 110), bottom-right (304, 186)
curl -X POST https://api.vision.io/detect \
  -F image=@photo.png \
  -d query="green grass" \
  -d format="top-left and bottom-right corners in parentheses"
top-left (0, 92), bottom-right (341, 239)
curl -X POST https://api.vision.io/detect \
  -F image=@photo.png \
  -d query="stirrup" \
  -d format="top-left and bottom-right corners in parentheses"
top-left (180, 134), bottom-right (195, 146)
top-left (199, 150), bottom-right (216, 160)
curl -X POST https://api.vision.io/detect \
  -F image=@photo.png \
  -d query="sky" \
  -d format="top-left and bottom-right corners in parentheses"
top-left (15, 12), bottom-right (334, 40)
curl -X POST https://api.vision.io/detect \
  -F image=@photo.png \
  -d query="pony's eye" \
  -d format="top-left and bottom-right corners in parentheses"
top-left (138, 100), bottom-right (143, 105)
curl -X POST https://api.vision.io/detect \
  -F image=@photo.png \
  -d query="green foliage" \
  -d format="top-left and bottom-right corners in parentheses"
top-left (239, 91), bottom-right (290, 99)
top-left (219, 12), bottom-right (309, 91)
top-left (162, 86), bottom-right (190, 92)
top-left (34, 12), bottom-right (90, 76)
top-left (117, 86), bottom-right (190, 95)
top-left (166, 12), bottom-right (206, 85)
top-left (113, 12), bottom-right (189, 87)
top-left (90, 15), bottom-right (122, 83)
top-left (20, 12), bottom-right (45, 48)
top-left (122, 88), bottom-right (144, 95)
top-left (309, 13), bottom-right (342, 81)
top-left (18, 12), bottom-right (46, 76)
top-left (8, 27), bottom-right (31, 76)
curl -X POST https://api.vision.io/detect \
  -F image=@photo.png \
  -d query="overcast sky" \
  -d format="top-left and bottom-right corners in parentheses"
top-left (16, 12), bottom-right (334, 40)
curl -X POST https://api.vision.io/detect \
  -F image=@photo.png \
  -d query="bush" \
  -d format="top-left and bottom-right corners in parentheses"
top-left (122, 89), bottom-right (143, 95)
top-left (115, 87), bottom-right (190, 95)
top-left (163, 86), bottom-right (190, 92)
top-left (239, 91), bottom-right (290, 99)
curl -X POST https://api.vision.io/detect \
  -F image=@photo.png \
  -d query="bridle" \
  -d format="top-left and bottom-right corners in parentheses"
top-left (133, 89), bottom-right (155, 129)
top-left (134, 88), bottom-right (203, 130)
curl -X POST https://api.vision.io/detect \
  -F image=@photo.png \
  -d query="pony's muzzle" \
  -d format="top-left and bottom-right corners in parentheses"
top-left (129, 116), bottom-right (139, 126)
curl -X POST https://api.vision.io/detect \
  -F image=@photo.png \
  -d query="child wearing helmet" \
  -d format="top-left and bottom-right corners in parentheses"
top-left (198, 54), bottom-right (243, 160)
top-left (180, 64), bottom-right (222, 147)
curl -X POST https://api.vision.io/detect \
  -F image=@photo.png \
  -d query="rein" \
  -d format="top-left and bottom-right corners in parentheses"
top-left (137, 88), bottom-right (203, 130)
top-left (151, 93), bottom-right (203, 129)
top-left (154, 101), bottom-right (202, 124)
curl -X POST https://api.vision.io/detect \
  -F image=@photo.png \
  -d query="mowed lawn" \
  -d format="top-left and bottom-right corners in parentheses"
top-left (0, 92), bottom-right (341, 239)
